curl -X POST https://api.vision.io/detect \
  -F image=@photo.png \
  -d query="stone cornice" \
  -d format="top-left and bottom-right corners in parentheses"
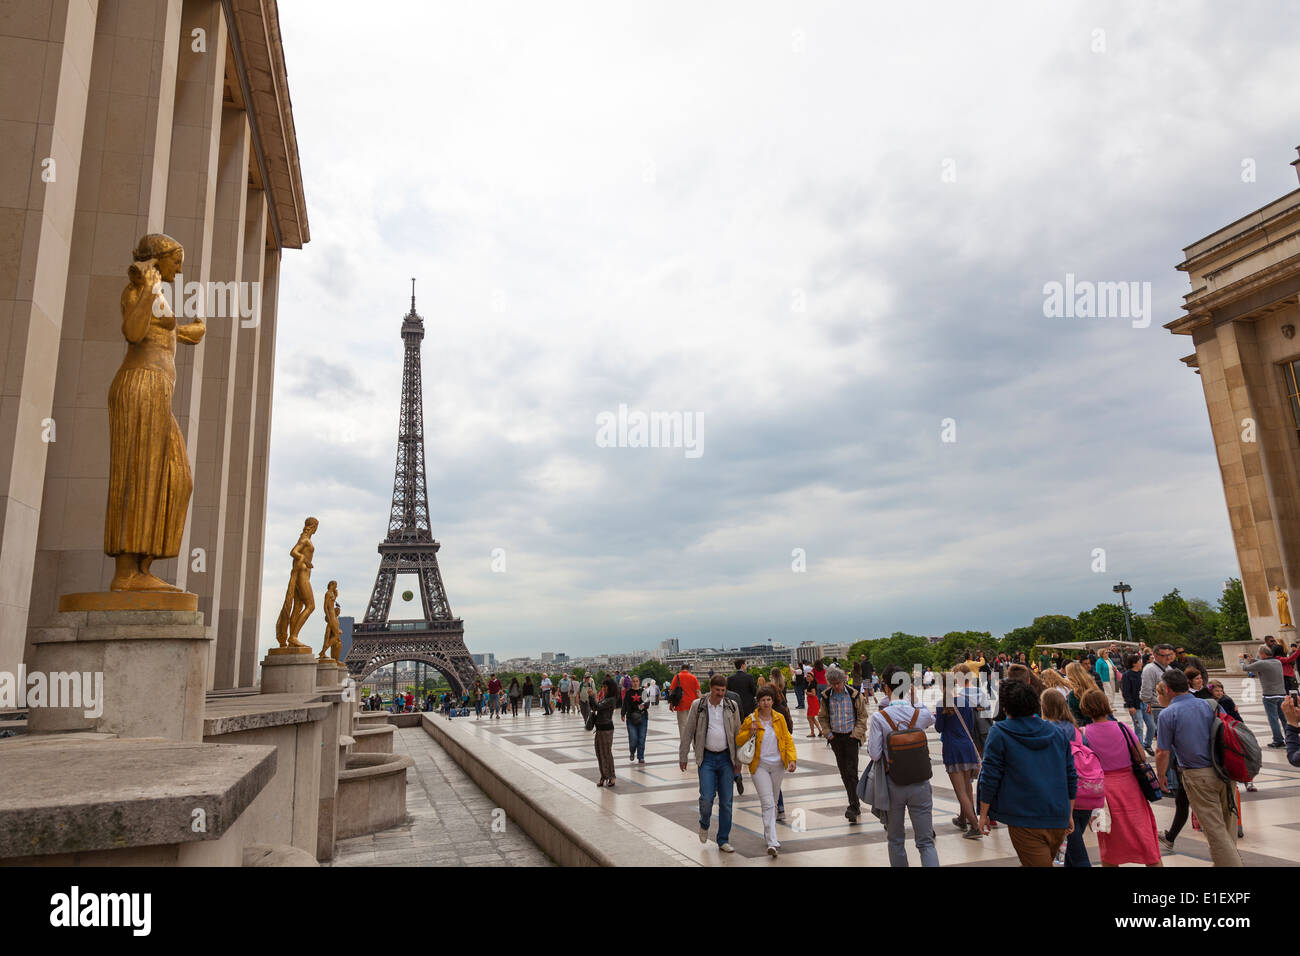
top-left (222, 0), bottom-right (309, 250)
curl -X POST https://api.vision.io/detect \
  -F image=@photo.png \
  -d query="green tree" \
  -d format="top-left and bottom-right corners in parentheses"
top-left (1075, 602), bottom-right (1145, 644)
top-left (864, 632), bottom-right (934, 670)
top-left (1183, 597), bottom-right (1221, 657)
top-left (1149, 588), bottom-right (1192, 636)
top-left (633, 659), bottom-right (671, 684)
top-left (930, 631), bottom-right (993, 668)
top-left (1216, 577), bottom-right (1250, 644)
top-left (999, 614), bottom-right (1074, 658)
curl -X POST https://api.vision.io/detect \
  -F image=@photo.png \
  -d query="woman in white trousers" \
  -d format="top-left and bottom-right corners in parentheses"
top-left (736, 687), bottom-right (798, 856)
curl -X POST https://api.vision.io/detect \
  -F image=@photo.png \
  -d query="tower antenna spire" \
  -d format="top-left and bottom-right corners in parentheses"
top-left (410, 277), bottom-right (416, 313)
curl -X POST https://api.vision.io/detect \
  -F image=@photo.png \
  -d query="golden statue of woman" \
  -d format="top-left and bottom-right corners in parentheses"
top-left (319, 580), bottom-right (341, 661)
top-left (275, 517), bottom-right (318, 648)
top-left (1277, 585), bottom-right (1292, 629)
top-left (106, 234), bottom-right (205, 591)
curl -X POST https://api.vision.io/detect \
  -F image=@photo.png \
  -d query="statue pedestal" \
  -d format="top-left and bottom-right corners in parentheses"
top-left (27, 597), bottom-right (209, 741)
top-left (1220, 640), bottom-right (1257, 675)
top-left (260, 649), bottom-right (317, 694)
top-left (1281, 627), bottom-right (1297, 655)
top-left (316, 659), bottom-right (347, 689)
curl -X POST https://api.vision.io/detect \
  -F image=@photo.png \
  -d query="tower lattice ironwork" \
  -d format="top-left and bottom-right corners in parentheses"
top-left (346, 282), bottom-right (481, 696)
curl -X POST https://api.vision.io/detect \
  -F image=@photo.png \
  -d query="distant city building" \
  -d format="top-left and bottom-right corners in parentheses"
top-left (471, 653), bottom-right (496, 671)
top-left (540, 652), bottom-right (554, 662)
top-left (339, 616), bottom-right (354, 660)
top-left (554, 652), bottom-right (568, 663)
top-left (659, 638), bottom-right (680, 656)
top-left (793, 644), bottom-right (824, 666)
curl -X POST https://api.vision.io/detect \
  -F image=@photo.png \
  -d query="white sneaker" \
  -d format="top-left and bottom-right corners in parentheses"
top-left (766, 845), bottom-right (778, 858)
top-left (719, 843), bottom-right (735, 853)
top-left (698, 827), bottom-right (708, 844)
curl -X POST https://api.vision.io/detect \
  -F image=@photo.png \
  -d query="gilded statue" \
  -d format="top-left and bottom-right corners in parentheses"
top-left (106, 234), bottom-right (205, 591)
top-left (319, 580), bottom-right (341, 661)
top-left (275, 517), bottom-right (318, 649)
top-left (1277, 585), bottom-right (1292, 629)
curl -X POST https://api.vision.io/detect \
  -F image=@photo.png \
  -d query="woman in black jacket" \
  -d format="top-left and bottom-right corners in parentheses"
top-left (593, 677), bottom-right (620, 787)
top-left (1120, 654), bottom-right (1145, 750)
top-left (522, 676), bottom-right (535, 717)
top-left (621, 675), bottom-right (650, 764)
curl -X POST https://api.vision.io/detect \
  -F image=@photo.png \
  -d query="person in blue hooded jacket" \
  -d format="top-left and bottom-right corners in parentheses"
top-left (977, 678), bottom-right (1077, 866)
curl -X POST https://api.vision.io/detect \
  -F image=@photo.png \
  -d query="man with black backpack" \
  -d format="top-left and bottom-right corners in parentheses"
top-left (669, 663), bottom-right (699, 739)
top-left (865, 665), bottom-right (938, 865)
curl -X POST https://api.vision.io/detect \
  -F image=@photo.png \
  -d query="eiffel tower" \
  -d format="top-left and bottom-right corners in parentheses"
top-left (345, 282), bottom-right (481, 696)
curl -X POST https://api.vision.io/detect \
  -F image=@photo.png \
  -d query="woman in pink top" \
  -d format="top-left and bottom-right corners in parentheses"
top-left (1079, 689), bottom-right (1162, 866)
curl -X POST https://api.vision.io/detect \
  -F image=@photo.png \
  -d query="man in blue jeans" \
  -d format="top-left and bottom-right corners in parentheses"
top-left (679, 674), bottom-right (741, 853)
top-left (1242, 644), bottom-right (1288, 747)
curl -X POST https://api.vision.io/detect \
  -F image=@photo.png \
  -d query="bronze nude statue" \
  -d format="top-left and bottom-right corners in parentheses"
top-left (106, 233), bottom-right (205, 591)
top-left (319, 580), bottom-right (342, 661)
top-left (275, 517), bottom-right (318, 649)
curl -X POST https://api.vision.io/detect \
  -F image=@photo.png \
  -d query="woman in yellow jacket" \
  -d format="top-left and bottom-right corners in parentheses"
top-left (736, 686), bottom-right (798, 856)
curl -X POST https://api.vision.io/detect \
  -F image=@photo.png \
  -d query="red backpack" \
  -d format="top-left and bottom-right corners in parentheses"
top-left (1211, 703), bottom-right (1261, 783)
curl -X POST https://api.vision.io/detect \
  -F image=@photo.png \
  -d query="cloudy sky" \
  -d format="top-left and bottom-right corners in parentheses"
top-left (256, 0), bottom-right (1300, 661)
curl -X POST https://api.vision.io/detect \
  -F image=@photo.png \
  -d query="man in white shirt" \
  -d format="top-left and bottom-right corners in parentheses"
top-left (540, 673), bottom-right (553, 716)
top-left (678, 674), bottom-right (741, 853)
top-left (866, 665), bottom-right (939, 867)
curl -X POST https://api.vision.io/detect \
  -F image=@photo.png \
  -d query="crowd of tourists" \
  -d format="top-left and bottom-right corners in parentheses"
top-left (639, 642), bottom-right (1266, 865)
top-left (378, 638), bottom-right (1277, 865)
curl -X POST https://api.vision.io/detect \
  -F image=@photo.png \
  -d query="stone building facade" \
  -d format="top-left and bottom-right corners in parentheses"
top-left (1168, 145), bottom-right (1300, 641)
top-left (0, 0), bottom-right (308, 688)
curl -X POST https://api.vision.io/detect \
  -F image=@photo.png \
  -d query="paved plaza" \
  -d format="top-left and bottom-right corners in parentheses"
top-left (331, 727), bottom-right (553, 867)
top-left (427, 678), bottom-right (1300, 866)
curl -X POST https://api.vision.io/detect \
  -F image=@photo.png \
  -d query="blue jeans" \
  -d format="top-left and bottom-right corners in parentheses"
top-left (1264, 696), bottom-right (1286, 745)
top-left (883, 779), bottom-right (939, 867)
top-left (1063, 808), bottom-right (1092, 867)
top-left (626, 715), bottom-right (648, 760)
top-left (794, 686), bottom-right (805, 709)
top-left (698, 750), bottom-right (734, 845)
top-left (1128, 705), bottom-right (1144, 744)
top-left (1139, 702), bottom-right (1157, 749)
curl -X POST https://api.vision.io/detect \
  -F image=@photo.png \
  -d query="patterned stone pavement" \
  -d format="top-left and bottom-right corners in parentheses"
top-left (330, 726), bottom-right (554, 867)
top-left (430, 677), bottom-right (1300, 866)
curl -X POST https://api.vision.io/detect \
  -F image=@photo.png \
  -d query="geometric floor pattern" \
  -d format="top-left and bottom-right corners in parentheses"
top-left (443, 677), bottom-right (1300, 866)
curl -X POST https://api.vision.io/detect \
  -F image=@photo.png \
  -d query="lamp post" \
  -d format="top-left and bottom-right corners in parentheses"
top-left (1113, 582), bottom-right (1134, 644)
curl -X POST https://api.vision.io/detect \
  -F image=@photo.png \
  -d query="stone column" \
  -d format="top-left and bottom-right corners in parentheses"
top-left (189, 104), bottom-right (249, 684)
top-left (158, 0), bottom-right (226, 590)
top-left (238, 248), bottom-right (279, 687)
top-left (212, 186), bottom-right (266, 689)
top-left (1194, 319), bottom-right (1294, 640)
top-left (25, 0), bottom-right (185, 661)
top-left (0, 0), bottom-right (98, 678)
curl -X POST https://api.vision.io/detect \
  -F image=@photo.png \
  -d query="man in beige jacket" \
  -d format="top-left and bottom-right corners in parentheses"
top-left (678, 674), bottom-right (742, 852)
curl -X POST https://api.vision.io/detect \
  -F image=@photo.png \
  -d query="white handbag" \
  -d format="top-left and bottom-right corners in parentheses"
top-left (1089, 804), bottom-right (1112, 834)
top-left (737, 720), bottom-right (758, 763)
